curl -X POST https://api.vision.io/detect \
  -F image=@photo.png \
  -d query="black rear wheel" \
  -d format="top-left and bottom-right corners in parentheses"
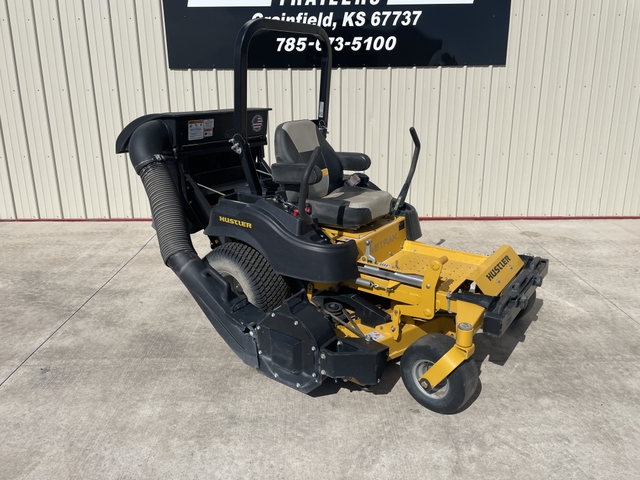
top-left (205, 242), bottom-right (291, 311)
top-left (401, 333), bottom-right (479, 414)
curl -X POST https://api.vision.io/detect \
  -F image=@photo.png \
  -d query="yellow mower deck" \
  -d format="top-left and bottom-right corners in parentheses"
top-left (318, 215), bottom-right (526, 389)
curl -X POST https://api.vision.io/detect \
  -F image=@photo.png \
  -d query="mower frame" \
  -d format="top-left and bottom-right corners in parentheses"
top-left (116, 18), bottom-right (548, 413)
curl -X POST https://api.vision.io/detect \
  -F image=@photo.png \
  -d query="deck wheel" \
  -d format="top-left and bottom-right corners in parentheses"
top-left (401, 333), bottom-right (479, 414)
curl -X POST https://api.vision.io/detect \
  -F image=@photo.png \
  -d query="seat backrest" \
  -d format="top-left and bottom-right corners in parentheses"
top-left (274, 120), bottom-right (344, 198)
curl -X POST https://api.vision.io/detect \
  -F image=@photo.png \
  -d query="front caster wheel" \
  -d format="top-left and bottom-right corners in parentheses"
top-left (401, 333), bottom-right (479, 414)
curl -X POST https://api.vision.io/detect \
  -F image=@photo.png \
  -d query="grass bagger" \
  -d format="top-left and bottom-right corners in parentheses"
top-left (116, 19), bottom-right (548, 413)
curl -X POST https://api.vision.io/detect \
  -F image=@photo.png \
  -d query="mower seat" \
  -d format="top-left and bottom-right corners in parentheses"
top-left (274, 120), bottom-right (392, 229)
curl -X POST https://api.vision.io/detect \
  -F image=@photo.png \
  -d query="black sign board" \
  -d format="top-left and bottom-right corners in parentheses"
top-left (162, 0), bottom-right (511, 69)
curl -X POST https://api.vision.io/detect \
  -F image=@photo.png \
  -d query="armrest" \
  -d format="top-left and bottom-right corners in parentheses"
top-left (271, 163), bottom-right (323, 185)
top-left (337, 152), bottom-right (371, 171)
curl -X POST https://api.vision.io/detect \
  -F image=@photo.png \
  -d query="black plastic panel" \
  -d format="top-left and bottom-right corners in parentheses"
top-left (163, 1), bottom-right (512, 69)
top-left (116, 108), bottom-right (269, 154)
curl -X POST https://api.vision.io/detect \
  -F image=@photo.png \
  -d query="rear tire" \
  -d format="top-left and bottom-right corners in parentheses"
top-left (205, 242), bottom-right (291, 311)
top-left (401, 333), bottom-right (479, 414)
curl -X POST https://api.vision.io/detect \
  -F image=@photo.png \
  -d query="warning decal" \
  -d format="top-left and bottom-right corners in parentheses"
top-left (188, 120), bottom-right (204, 141)
top-left (367, 331), bottom-right (385, 341)
top-left (204, 118), bottom-right (214, 137)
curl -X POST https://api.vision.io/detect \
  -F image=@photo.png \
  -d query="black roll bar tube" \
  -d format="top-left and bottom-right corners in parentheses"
top-left (234, 19), bottom-right (333, 139)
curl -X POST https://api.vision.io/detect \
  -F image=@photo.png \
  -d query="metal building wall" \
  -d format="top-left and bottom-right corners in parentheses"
top-left (0, 0), bottom-right (638, 220)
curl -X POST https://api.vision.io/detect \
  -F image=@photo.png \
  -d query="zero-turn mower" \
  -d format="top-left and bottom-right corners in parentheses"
top-left (116, 19), bottom-right (548, 413)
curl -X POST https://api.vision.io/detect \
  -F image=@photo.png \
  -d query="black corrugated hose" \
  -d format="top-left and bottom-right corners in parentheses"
top-left (139, 161), bottom-right (197, 264)
top-left (127, 119), bottom-right (197, 265)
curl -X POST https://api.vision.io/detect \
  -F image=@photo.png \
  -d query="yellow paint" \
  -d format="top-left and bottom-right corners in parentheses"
top-left (417, 346), bottom-right (471, 390)
top-left (418, 302), bottom-right (485, 389)
top-left (316, 219), bottom-right (529, 390)
top-left (336, 316), bottom-right (456, 359)
top-left (323, 216), bottom-right (406, 263)
top-left (472, 245), bottom-right (523, 296)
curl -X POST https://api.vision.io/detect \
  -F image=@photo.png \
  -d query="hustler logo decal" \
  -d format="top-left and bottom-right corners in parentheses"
top-left (219, 216), bottom-right (253, 228)
top-left (486, 255), bottom-right (510, 281)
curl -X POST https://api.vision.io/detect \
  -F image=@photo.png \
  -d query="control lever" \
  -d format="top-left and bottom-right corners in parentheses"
top-left (298, 146), bottom-right (322, 226)
top-left (392, 127), bottom-right (421, 215)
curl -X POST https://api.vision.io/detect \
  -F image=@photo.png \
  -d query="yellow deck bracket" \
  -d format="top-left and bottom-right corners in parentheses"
top-left (420, 256), bottom-right (447, 318)
top-left (387, 255), bottom-right (446, 339)
top-left (417, 346), bottom-right (470, 391)
top-left (418, 302), bottom-right (485, 390)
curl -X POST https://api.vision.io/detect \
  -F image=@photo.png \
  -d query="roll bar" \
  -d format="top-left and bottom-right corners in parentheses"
top-left (234, 19), bottom-right (333, 139)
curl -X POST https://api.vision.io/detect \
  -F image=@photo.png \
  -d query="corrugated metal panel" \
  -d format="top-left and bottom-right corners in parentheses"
top-left (84, 0), bottom-right (134, 218)
top-left (387, 68), bottom-right (417, 205)
top-left (110, 0), bottom-right (149, 218)
top-left (0, 0), bottom-right (25, 220)
top-left (290, 68), bottom-right (317, 123)
top-left (216, 70), bottom-right (234, 110)
top-left (622, 0), bottom-right (640, 219)
top-left (457, 66), bottom-right (493, 218)
top-left (504, 0), bottom-right (550, 217)
top-left (327, 68), bottom-right (342, 150)
top-left (574, 0), bottom-right (627, 216)
top-left (1, 0), bottom-right (640, 219)
top-left (332, 67), bottom-right (374, 155)
top-left (266, 68), bottom-right (293, 155)
top-left (138, 0), bottom-right (171, 113)
top-left (192, 70), bottom-right (218, 111)
top-left (58, 0), bottom-right (112, 218)
top-left (0, 117), bottom-right (16, 219)
top-left (625, 112), bottom-right (640, 215)
top-left (364, 68), bottom-right (392, 192)
top-left (32, 1), bottom-right (86, 219)
top-left (433, 67), bottom-right (466, 217)
top-left (480, 0), bottom-right (524, 217)
top-left (603, 0), bottom-right (640, 216)
top-left (413, 67), bottom-right (441, 217)
top-left (528, 0), bottom-right (576, 217)
top-left (6, 0), bottom-right (62, 219)
top-left (167, 70), bottom-right (195, 112)
top-left (552, 0), bottom-right (607, 217)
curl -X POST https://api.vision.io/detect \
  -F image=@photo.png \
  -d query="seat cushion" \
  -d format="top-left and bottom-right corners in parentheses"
top-left (274, 120), bottom-right (344, 198)
top-left (307, 186), bottom-right (393, 229)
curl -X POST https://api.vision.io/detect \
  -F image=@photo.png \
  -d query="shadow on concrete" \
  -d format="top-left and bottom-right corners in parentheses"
top-left (474, 298), bottom-right (544, 373)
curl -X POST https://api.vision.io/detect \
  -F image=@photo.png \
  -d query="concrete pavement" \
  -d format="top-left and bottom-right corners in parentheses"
top-left (1, 220), bottom-right (639, 479)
